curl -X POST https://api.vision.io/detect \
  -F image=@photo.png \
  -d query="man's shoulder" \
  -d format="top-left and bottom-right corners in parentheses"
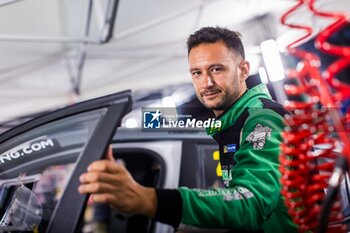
top-left (244, 107), bottom-right (286, 133)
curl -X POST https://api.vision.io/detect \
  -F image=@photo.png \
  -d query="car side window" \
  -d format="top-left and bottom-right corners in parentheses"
top-left (0, 109), bottom-right (107, 232)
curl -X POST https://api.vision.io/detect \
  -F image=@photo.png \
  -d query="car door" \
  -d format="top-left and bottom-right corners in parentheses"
top-left (0, 90), bottom-right (132, 233)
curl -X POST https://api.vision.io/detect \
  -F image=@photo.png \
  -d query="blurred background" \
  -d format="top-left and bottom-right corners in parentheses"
top-left (0, 0), bottom-right (349, 123)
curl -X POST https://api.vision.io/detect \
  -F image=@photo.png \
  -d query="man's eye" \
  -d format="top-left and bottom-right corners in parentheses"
top-left (192, 71), bottom-right (201, 77)
top-left (211, 67), bottom-right (221, 73)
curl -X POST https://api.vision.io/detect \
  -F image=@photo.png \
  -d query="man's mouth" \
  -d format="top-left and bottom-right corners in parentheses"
top-left (201, 90), bottom-right (220, 99)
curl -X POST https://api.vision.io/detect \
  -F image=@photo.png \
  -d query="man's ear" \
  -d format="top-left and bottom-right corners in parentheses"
top-left (240, 60), bottom-right (250, 81)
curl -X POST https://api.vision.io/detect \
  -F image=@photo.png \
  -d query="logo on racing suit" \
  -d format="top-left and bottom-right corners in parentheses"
top-left (223, 144), bottom-right (236, 153)
top-left (246, 124), bottom-right (272, 150)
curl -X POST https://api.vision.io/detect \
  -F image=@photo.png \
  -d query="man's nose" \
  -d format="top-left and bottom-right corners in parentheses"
top-left (201, 73), bottom-right (214, 88)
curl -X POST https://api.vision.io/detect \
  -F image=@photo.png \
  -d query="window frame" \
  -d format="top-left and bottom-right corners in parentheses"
top-left (0, 90), bottom-right (132, 233)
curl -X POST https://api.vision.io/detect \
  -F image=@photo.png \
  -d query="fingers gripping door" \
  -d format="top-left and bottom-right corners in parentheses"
top-left (47, 102), bottom-right (132, 233)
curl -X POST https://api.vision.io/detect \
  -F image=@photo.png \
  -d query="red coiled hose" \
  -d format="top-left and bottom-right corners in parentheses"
top-left (279, 0), bottom-right (350, 232)
top-left (308, 0), bottom-right (350, 147)
top-left (308, 0), bottom-right (350, 100)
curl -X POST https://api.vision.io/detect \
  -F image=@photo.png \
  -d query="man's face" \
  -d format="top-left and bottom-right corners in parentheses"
top-left (188, 41), bottom-right (250, 116)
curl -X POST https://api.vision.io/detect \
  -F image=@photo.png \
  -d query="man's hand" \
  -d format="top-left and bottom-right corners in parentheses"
top-left (78, 147), bottom-right (157, 217)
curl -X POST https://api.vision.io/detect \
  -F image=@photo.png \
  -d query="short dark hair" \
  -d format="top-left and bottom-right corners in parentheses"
top-left (187, 26), bottom-right (245, 59)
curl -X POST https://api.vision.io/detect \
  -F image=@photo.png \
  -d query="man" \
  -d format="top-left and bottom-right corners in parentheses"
top-left (78, 27), bottom-right (298, 232)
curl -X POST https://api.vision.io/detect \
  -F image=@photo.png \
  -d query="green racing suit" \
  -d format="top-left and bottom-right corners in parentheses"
top-left (154, 84), bottom-right (298, 233)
